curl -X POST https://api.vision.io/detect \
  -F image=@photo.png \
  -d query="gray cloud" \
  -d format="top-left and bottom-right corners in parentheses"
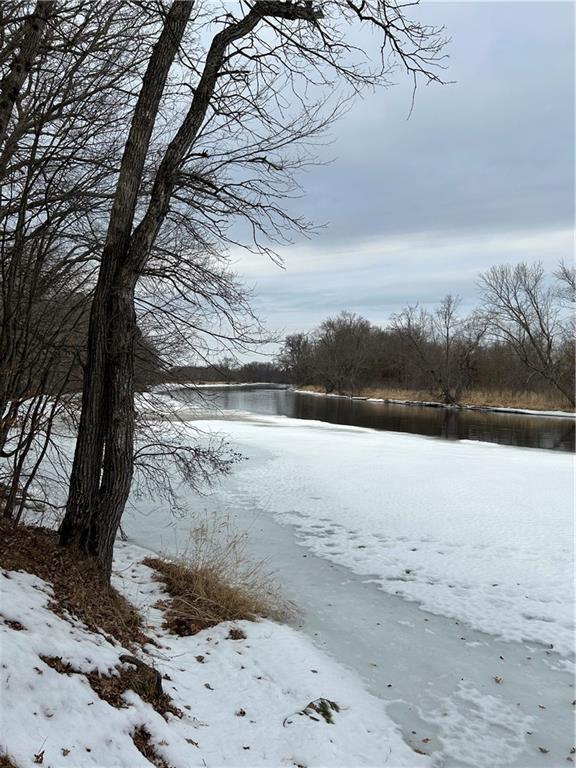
top-left (297, 1), bottom-right (574, 243)
top-left (230, 1), bottom-right (575, 353)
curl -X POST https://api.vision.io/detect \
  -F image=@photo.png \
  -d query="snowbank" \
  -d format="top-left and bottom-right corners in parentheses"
top-left (0, 540), bottom-right (427, 768)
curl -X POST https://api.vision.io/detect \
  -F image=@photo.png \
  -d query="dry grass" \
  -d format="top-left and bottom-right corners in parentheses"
top-left (297, 385), bottom-right (571, 412)
top-left (458, 389), bottom-right (569, 411)
top-left (0, 754), bottom-right (18, 768)
top-left (144, 522), bottom-right (290, 636)
top-left (0, 520), bottom-right (147, 648)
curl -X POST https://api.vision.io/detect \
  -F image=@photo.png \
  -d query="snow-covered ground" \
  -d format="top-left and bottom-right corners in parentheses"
top-left (0, 542), bottom-right (424, 768)
top-left (3, 398), bottom-right (573, 767)
top-left (122, 403), bottom-right (574, 767)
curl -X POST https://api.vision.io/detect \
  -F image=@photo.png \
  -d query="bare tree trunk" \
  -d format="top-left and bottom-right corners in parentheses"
top-left (0, 1), bottom-right (52, 147)
top-left (60, 0), bottom-right (194, 552)
top-left (62, 0), bottom-right (321, 576)
top-left (85, 275), bottom-right (138, 578)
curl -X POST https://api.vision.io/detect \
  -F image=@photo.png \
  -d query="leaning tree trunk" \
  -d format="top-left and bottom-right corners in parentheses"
top-left (59, 0), bottom-right (194, 552)
top-left (59, 263), bottom-right (117, 549)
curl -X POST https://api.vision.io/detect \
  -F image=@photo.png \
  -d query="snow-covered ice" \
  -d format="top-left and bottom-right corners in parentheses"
top-left (133, 412), bottom-right (573, 657)
top-left (122, 404), bottom-right (574, 767)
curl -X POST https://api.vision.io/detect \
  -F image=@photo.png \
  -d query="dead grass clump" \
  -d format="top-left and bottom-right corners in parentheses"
top-left (144, 556), bottom-right (285, 636)
top-left (0, 520), bottom-right (146, 648)
top-left (0, 754), bottom-right (18, 768)
top-left (87, 666), bottom-right (180, 717)
top-left (132, 727), bottom-right (172, 768)
top-left (143, 522), bottom-right (289, 636)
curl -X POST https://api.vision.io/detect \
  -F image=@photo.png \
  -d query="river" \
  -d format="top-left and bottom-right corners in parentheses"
top-left (175, 384), bottom-right (575, 452)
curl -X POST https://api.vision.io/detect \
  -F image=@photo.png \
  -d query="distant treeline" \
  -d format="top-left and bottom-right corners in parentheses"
top-left (172, 262), bottom-right (575, 409)
top-left (170, 359), bottom-right (289, 386)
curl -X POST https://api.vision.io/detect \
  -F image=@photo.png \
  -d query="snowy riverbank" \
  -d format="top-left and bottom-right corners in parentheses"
top-left (0, 539), bottom-right (425, 768)
top-left (3, 397), bottom-right (573, 767)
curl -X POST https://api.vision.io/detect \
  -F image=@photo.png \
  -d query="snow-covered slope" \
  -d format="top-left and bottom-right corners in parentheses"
top-left (0, 540), bottom-right (428, 768)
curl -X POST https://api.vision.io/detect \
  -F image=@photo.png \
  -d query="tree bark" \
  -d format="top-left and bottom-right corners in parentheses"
top-left (59, 0), bottom-right (194, 552)
top-left (84, 272), bottom-right (138, 579)
top-left (0, 1), bottom-right (52, 148)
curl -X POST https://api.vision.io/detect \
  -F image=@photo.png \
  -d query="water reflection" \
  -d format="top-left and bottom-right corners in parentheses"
top-left (174, 386), bottom-right (575, 453)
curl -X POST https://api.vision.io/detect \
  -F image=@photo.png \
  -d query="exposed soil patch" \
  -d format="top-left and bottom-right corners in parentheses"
top-left (0, 520), bottom-right (146, 648)
top-left (40, 655), bottom-right (76, 675)
top-left (132, 727), bottom-right (172, 768)
top-left (39, 654), bottom-right (181, 717)
top-left (0, 615), bottom-right (25, 631)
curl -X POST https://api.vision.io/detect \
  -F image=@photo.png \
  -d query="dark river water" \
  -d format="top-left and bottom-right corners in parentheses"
top-left (174, 385), bottom-right (575, 453)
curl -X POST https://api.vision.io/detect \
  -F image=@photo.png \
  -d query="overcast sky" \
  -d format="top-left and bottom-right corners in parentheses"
top-left (229, 1), bottom-right (574, 355)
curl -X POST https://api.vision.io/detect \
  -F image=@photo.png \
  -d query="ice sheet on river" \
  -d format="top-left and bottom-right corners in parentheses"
top-left (161, 413), bottom-right (574, 658)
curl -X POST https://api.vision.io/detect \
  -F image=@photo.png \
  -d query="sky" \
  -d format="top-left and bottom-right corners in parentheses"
top-left (227, 1), bottom-right (574, 356)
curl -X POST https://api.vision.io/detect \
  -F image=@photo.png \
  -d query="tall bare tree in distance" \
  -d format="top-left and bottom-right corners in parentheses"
top-left (478, 262), bottom-right (575, 407)
top-left (392, 296), bottom-right (486, 405)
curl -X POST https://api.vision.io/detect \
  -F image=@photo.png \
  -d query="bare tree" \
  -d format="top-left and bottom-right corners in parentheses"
top-left (54, 0), bottom-right (447, 579)
top-left (555, 260), bottom-right (576, 305)
top-left (478, 262), bottom-right (574, 407)
top-left (0, 2), bottom-right (158, 516)
top-left (392, 296), bottom-right (485, 404)
top-left (310, 311), bottom-right (375, 393)
top-left (277, 332), bottom-right (315, 384)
